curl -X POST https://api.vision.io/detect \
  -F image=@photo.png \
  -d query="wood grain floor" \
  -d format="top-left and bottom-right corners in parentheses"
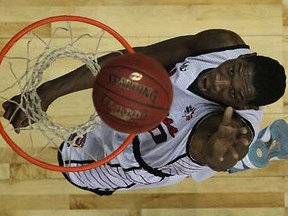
top-left (0, 0), bottom-right (288, 215)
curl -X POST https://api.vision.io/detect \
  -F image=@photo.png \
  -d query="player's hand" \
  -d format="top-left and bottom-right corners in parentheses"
top-left (2, 94), bottom-right (23, 133)
top-left (2, 91), bottom-right (51, 133)
top-left (204, 106), bottom-right (250, 170)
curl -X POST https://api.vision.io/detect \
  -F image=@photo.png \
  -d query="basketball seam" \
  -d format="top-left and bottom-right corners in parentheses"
top-left (101, 64), bottom-right (172, 103)
top-left (95, 81), bottom-right (170, 111)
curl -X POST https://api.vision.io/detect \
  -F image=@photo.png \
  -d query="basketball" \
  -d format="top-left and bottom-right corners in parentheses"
top-left (92, 53), bottom-right (173, 134)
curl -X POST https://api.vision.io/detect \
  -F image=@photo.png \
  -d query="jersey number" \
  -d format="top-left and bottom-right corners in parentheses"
top-left (148, 124), bottom-right (167, 144)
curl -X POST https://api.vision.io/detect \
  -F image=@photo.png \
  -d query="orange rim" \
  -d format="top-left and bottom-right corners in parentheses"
top-left (0, 15), bottom-right (136, 172)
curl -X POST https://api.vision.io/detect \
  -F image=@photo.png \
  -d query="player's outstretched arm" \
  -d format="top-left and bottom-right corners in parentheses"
top-left (2, 29), bottom-right (246, 132)
top-left (31, 29), bottom-right (246, 101)
top-left (189, 107), bottom-right (252, 171)
top-left (4, 29), bottom-right (246, 106)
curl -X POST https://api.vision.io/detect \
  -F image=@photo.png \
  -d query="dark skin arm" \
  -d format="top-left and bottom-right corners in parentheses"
top-left (38, 29), bottom-right (245, 95)
top-left (4, 29), bottom-right (246, 131)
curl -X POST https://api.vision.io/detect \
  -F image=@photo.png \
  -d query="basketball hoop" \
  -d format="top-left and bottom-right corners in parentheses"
top-left (0, 15), bottom-right (136, 172)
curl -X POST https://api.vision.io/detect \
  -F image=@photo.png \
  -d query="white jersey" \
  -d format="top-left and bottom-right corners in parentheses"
top-left (60, 45), bottom-right (264, 195)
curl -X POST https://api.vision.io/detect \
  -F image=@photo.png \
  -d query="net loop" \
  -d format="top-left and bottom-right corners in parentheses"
top-left (0, 15), bottom-right (135, 172)
top-left (22, 47), bottom-right (101, 142)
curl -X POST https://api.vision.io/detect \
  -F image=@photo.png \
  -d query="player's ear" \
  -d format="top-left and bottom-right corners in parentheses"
top-left (237, 52), bottom-right (257, 59)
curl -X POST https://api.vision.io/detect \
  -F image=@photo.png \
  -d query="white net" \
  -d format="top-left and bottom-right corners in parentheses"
top-left (0, 19), bottom-right (127, 169)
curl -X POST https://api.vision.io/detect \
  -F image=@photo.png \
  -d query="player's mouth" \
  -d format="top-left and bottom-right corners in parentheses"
top-left (198, 73), bottom-right (210, 92)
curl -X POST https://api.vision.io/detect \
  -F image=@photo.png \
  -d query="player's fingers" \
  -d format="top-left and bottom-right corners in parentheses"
top-left (236, 127), bottom-right (248, 138)
top-left (220, 106), bottom-right (234, 127)
top-left (16, 110), bottom-right (29, 124)
top-left (217, 145), bottom-right (228, 162)
top-left (2, 100), bottom-right (10, 110)
top-left (236, 137), bottom-right (250, 146)
top-left (10, 110), bottom-right (28, 134)
top-left (228, 146), bottom-right (239, 160)
top-left (217, 107), bottom-right (235, 137)
top-left (3, 100), bottom-right (21, 120)
top-left (238, 127), bottom-right (248, 134)
top-left (2, 96), bottom-right (21, 118)
top-left (2, 102), bottom-right (14, 120)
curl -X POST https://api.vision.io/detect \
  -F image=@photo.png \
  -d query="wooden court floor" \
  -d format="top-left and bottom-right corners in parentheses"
top-left (0, 0), bottom-right (288, 215)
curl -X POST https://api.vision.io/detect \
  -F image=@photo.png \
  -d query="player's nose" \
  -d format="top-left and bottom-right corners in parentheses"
top-left (215, 74), bottom-right (231, 92)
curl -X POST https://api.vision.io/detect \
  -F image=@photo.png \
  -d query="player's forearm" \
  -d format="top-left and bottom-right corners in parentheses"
top-left (36, 50), bottom-right (128, 103)
top-left (34, 36), bottom-right (195, 103)
top-left (36, 64), bottom-right (94, 104)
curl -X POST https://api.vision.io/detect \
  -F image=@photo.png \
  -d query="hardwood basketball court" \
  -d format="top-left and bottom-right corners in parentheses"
top-left (0, 1), bottom-right (287, 215)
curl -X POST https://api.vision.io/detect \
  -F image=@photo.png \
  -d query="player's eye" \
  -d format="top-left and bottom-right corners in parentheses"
top-left (229, 67), bottom-right (234, 76)
top-left (231, 89), bottom-right (236, 98)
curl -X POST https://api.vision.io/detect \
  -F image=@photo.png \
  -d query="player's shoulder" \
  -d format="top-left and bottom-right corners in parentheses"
top-left (195, 29), bottom-right (245, 44)
top-left (188, 29), bottom-right (247, 54)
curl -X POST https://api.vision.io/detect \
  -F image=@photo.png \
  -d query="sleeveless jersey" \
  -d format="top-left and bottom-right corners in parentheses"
top-left (60, 45), bottom-right (264, 195)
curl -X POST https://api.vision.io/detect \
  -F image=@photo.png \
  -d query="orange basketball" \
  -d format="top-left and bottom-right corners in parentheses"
top-left (92, 53), bottom-right (173, 134)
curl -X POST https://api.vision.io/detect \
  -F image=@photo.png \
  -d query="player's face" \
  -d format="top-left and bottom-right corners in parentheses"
top-left (196, 58), bottom-right (256, 109)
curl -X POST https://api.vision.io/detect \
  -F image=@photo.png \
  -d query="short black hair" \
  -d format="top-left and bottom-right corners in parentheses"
top-left (244, 55), bottom-right (286, 106)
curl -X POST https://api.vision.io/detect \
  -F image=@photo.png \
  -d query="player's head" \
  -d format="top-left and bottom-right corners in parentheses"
top-left (243, 55), bottom-right (286, 106)
top-left (195, 53), bottom-right (286, 109)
